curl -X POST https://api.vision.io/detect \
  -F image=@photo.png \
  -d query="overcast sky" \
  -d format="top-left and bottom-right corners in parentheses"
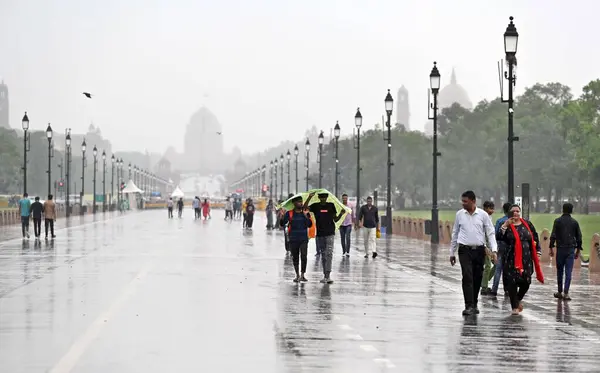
top-left (0, 0), bottom-right (597, 155)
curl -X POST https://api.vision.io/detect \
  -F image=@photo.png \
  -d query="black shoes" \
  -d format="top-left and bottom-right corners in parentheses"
top-left (462, 306), bottom-right (480, 316)
top-left (372, 252), bottom-right (378, 259)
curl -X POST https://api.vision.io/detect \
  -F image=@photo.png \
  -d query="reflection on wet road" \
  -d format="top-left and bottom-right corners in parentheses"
top-left (1, 210), bottom-right (599, 372)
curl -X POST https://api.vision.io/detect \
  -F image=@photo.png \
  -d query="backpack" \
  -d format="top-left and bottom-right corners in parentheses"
top-left (287, 210), bottom-right (316, 239)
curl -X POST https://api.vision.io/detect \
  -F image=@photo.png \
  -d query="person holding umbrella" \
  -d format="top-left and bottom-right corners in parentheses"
top-left (304, 191), bottom-right (346, 284)
top-left (280, 196), bottom-right (313, 282)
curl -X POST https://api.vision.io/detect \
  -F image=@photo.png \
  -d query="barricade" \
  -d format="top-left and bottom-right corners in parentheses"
top-left (589, 234), bottom-right (600, 273)
top-left (539, 229), bottom-right (551, 264)
top-left (416, 219), bottom-right (425, 240)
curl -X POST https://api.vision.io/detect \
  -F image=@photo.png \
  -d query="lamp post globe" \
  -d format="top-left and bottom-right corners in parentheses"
top-left (294, 145), bottom-right (299, 156)
top-left (305, 139), bottom-right (310, 151)
top-left (430, 61), bottom-right (441, 93)
top-left (66, 133), bottom-right (71, 147)
top-left (82, 139), bottom-right (86, 153)
top-left (354, 107), bottom-right (362, 129)
top-left (334, 121), bottom-right (340, 139)
top-left (385, 89), bottom-right (394, 116)
top-left (504, 16), bottom-right (519, 56)
top-left (46, 123), bottom-right (53, 140)
top-left (93, 145), bottom-right (97, 158)
top-left (22, 112), bottom-right (29, 130)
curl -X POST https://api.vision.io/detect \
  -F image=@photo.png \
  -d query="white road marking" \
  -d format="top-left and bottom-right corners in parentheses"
top-left (338, 324), bottom-right (353, 330)
top-left (360, 345), bottom-right (378, 352)
top-left (374, 358), bottom-right (396, 368)
top-left (49, 262), bottom-right (154, 373)
top-left (346, 333), bottom-right (364, 340)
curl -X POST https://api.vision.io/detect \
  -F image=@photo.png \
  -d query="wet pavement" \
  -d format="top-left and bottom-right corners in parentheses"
top-left (1, 210), bottom-right (600, 372)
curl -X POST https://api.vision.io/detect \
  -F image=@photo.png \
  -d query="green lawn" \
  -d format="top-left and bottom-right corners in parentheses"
top-left (393, 210), bottom-right (600, 260)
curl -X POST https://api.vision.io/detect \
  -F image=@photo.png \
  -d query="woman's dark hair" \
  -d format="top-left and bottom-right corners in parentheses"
top-left (461, 190), bottom-right (476, 201)
top-left (510, 204), bottom-right (521, 211)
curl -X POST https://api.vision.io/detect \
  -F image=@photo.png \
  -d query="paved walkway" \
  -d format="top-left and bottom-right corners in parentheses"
top-left (1, 210), bottom-right (599, 372)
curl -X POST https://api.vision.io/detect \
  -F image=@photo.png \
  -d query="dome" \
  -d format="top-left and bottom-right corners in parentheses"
top-left (438, 69), bottom-right (472, 110)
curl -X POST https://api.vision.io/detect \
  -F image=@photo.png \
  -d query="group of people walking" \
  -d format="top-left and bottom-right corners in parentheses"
top-left (277, 192), bottom-right (381, 284)
top-left (451, 190), bottom-right (581, 316)
top-left (167, 197), bottom-right (210, 220)
top-left (17, 193), bottom-right (57, 240)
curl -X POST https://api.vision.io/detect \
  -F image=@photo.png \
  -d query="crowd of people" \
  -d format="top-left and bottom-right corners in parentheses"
top-left (450, 190), bottom-right (581, 317)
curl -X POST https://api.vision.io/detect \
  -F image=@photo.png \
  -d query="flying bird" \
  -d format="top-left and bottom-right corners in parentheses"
top-left (82, 92), bottom-right (93, 98)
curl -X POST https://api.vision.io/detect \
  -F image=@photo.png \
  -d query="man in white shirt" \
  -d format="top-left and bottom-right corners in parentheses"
top-left (450, 190), bottom-right (498, 316)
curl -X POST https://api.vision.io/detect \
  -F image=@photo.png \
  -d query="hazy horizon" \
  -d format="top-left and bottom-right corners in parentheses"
top-left (1, 0), bottom-right (597, 155)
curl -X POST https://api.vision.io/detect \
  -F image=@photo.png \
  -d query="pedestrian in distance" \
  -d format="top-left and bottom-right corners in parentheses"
top-left (245, 199), bottom-right (255, 229)
top-left (357, 196), bottom-right (379, 259)
top-left (225, 197), bottom-right (234, 222)
top-left (18, 193), bottom-right (31, 239)
top-left (265, 199), bottom-right (274, 229)
top-left (280, 196), bottom-right (313, 282)
top-left (480, 201), bottom-right (496, 295)
top-left (192, 196), bottom-right (200, 220)
top-left (177, 198), bottom-right (184, 218)
top-left (450, 190), bottom-right (498, 316)
top-left (339, 194), bottom-right (355, 257)
top-left (498, 204), bottom-right (543, 315)
top-left (202, 198), bottom-right (211, 220)
top-left (549, 202), bottom-right (582, 301)
top-left (304, 192), bottom-right (345, 284)
top-left (167, 198), bottom-right (174, 218)
top-left (43, 194), bottom-right (57, 239)
top-left (30, 197), bottom-right (44, 239)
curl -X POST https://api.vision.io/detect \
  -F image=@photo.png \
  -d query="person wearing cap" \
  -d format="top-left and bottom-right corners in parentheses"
top-left (280, 196), bottom-right (313, 282)
top-left (304, 191), bottom-right (345, 284)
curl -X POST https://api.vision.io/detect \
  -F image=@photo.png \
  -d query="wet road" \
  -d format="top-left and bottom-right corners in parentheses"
top-left (1, 210), bottom-right (600, 372)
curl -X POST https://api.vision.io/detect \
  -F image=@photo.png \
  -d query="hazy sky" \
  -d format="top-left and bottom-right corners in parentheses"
top-left (1, 0), bottom-right (597, 155)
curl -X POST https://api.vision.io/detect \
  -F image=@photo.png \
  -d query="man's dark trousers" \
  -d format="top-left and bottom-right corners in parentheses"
top-left (556, 249), bottom-right (575, 293)
top-left (458, 245), bottom-right (486, 309)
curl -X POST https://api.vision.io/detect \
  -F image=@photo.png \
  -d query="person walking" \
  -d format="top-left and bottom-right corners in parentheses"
top-left (177, 198), bottom-right (184, 218)
top-left (245, 199), bottom-right (255, 229)
top-left (499, 204), bottom-right (543, 315)
top-left (280, 196), bottom-right (313, 282)
top-left (549, 202), bottom-right (582, 301)
top-left (339, 194), bottom-right (355, 257)
top-left (265, 199), bottom-right (274, 229)
top-left (192, 196), bottom-right (200, 220)
top-left (202, 198), bottom-right (211, 220)
top-left (18, 193), bottom-right (31, 239)
top-left (43, 194), bottom-right (57, 239)
top-left (449, 190), bottom-right (497, 316)
top-left (242, 198), bottom-right (248, 228)
top-left (30, 197), bottom-right (44, 239)
top-left (225, 197), bottom-right (234, 221)
top-left (480, 201), bottom-right (496, 295)
top-left (357, 196), bottom-right (380, 259)
top-left (305, 192), bottom-right (345, 284)
top-left (167, 198), bottom-right (174, 218)
top-left (490, 202), bottom-right (512, 297)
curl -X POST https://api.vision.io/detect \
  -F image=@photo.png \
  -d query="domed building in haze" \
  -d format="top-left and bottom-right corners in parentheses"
top-left (183, 106), bottom-right (224, 173)
top-left (425, 68), bottom-right (473, 136)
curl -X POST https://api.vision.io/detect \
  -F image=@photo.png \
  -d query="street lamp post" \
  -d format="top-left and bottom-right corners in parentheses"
top-left (280, 154), bottom-right (284, 200)
top-left (128, 163), bottom-right (132, 182)
top-left (274, 158), bottom-right (278, 200)
top-left (318, 131), bottom-right (324, 188)
top-left (262, 165), bottom-right (267, 197)
top-left (65, 132), bottom-right (72, 217)
top-left (22, 112), bottom-right (30, 194)
top-left (269, 161), bottom-right (274, 200)
top-left (354, 108), bottom-right (362, 206)
top-left (92, 146), bottom-right (97, 214)
top-left (501, 16), bottom-right (519, 203)
top-left (111, 155), bottom-right (115, 210)
top-left (102, 151), bottom-right (106, 212)
top-left (294, 145), bottom-right (299, 193)
top-left (46, 123), bottom-right (53, 196)
top-left (334, 121), bottom-right (340, 196)
top-left (80, 139), bottom-right (87, 215)
top-left (305, 139), bottom-right (310, 190)
top-left (428, 62), bottom-right (442, 244)
top-left (286, 150), bottom-right (291, 196)
top-left (384, 90), bottom-right (394, 235)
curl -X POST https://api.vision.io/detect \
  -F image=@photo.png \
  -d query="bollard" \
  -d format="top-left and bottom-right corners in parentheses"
top-left (0, 210), bottom-right (4, 225)
top-left (589, 234), bottom-right (600, 273)
top-left (393, 217), bottom-right (401, 235)
top-left (442, 221), bottom-right (452, 245)
top-left (411, 219), bottom-right (418, 239)
top-left (417, 219), bottom-right (425, 240)
top-left (402, 218), bottom-right (409, 237)
top-left (540, 229), bottom-right (551, 264)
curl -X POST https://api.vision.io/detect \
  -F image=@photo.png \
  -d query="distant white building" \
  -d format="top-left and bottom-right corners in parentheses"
top-left (179, 173), bottom-right (224, 198)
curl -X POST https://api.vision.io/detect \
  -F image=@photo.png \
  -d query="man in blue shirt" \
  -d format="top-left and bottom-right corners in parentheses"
top-left (489, 202), bottom-right (512, 296)
top-left (280, 196), bottom-right (313, 282)
top-left (18, 193), bottom-right (32, 239)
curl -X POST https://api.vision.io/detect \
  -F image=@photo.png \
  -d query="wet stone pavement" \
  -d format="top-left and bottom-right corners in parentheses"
top-left (1, 210), bottom-right (600, 373)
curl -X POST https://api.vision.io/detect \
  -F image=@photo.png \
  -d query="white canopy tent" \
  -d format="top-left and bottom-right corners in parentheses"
top-left (171, 186), bottom-right (185, 198)
top-left (122, 180), bottom-right (144, 194)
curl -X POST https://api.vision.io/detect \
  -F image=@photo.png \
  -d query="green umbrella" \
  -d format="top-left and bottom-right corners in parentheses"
top-left (277, 188), bottom-right (351, 229)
